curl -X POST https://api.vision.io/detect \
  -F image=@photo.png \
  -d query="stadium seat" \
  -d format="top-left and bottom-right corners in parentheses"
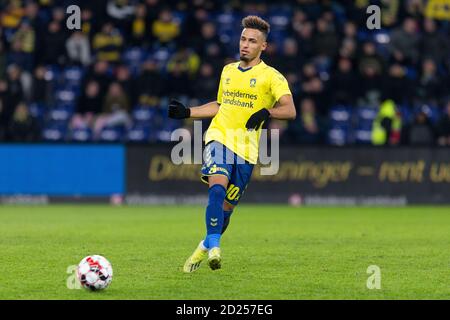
top-left (55, 89), bottom-right (77, 106)
top-left (127, 124), bottom-right (150, 142)
top-left (354, 106), bottom-right (377, 144)
top-left (328, 105), bottom-right (353, 145)
top-left (48, 107), bottom-right (73, 122)
top-left (70, 127), bottom-right (93, 142)
top-left (42, 122), bottom-right (67, 141)
top-left (132, 106), bottom-right (158, 123)
top-left (123, 47), bottom-right (148, 76)
top-left (413, 104), bottom-right (441, 124)
top-left (99, 126), bottom-right (126, 142)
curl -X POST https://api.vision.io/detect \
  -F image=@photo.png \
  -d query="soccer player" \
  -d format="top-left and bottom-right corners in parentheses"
top-left (168, 16), bottom-right (296, 272)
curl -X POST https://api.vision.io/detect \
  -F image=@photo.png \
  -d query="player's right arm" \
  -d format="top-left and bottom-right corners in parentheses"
top-left (168, 100), bottom-right (220, 119)
top-left (189, 101), bottom-right (220, 118)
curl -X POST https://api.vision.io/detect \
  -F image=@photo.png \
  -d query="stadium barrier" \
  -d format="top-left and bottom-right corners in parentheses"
top-left (1, 144), bottom-right (449, 205)
top-left (0, 144), bottom-right (125, 204)
top-left (126, 145), bottom-right (450, 206)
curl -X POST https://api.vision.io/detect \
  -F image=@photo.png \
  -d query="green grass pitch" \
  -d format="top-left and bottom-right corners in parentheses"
top-left (0, 205), bottom-right (449, 299)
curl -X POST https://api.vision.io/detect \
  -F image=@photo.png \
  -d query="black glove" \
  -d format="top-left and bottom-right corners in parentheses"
top-left (245, 108), bottom-right (270, 130)
top-left (168, 99), bottom-right (191, 119)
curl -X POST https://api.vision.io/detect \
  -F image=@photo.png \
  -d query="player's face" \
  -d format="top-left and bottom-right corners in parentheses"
top-left (239, 28), bottom-right (267, 62)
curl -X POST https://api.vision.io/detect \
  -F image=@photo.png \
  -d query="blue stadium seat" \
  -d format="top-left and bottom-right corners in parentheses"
top-left (329, 105), bottom-right (352, 128)
top-left (398, 104), bottom-right (413, 125)
top-left (127, 124), bottom-right (150, 142)
top-left (42, 122), bottom-right (67, 141)
top-left (123, 47), bottom-right (148, 76)
top-left (356, 106), bottom-right (377, 128)
top-left (48, 106), bottom-right (73, 122)
top-left (132, 106), bottom-right (158, 123)
top-left (63, 66), bottom-right (83, 85)
top-left (328, 105), bottom-right (353, 145)
top-left (413, 104), bottom-right (441, 124)
top-left (216, 12), bottom-right (238, 45)
top-left (70, 128), bottom-right (93, 142)
top-left (55, 89), bottom-right (77, 106)
top-left (99, 126), bottom-right (125, 142)
top-left (328, 128), bottom-right (351, 146)
top-left (354, 106), bottom-right (377, 144)
top-left (29, 103), bottom-right (47, 125)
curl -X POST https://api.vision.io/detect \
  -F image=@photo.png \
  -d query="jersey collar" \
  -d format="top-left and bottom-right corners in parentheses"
top-left (237, 60), bottom-right (265, 72)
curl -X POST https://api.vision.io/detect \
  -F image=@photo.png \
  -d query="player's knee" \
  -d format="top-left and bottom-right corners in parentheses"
top-left (223, 201), bottom-right (235, 211)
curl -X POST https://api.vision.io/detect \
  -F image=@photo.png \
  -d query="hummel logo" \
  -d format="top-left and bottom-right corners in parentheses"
top-left (210, 218), bottom-right (218, 227)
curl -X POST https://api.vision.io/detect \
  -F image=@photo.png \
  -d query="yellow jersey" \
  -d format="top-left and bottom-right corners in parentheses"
top-left (205, 60), bottom-right (292, 164)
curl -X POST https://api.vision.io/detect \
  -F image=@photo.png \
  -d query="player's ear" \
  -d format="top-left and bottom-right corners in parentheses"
top-left (261, 41), bottom-right (267, 51)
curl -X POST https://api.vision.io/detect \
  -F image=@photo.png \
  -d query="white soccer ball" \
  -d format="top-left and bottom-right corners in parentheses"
top-left (77, 255), bottom-right (113, 291)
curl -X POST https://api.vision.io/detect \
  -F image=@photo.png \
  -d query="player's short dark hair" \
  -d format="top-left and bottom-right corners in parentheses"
top-left (241, 15), bottom-right (270, 39)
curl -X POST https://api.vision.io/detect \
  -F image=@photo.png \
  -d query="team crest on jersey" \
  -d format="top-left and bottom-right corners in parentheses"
top-left (250, 78), bottom-right (256, 87)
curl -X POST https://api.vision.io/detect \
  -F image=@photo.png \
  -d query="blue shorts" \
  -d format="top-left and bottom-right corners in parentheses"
top-left (201, 141), bottom-right (254, 206)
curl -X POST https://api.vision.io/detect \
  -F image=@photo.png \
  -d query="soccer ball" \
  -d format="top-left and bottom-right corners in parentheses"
top-left (77, 255), bottom-right (113, 291)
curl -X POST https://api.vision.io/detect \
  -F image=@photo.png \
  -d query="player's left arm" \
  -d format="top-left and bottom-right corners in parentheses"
top-left (268, 94), bottom-right (296, 120)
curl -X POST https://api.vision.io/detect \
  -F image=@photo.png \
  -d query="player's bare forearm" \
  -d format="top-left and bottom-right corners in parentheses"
top-left (268, 94), bottom-right (296, 120)
top-left (189, 101), bottom-right (220, 118)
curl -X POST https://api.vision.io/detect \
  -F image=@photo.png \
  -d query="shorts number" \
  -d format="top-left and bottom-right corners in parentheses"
top-left (226, 184), bottom-right (240, 201)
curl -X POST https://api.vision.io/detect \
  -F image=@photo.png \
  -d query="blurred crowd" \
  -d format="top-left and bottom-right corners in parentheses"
top-left (0, 0), bottom-right (449, 146)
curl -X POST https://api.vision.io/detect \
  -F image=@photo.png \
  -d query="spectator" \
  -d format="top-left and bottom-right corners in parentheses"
top-left (107, 0), bottom-right (135, 30)
top-left (128, 3), bottom-right (149, 46)
top-left (83, 60), bottom-right (112, 100)
top-left (286, 98), bottom-right (324, 144)
top-left (372, 99), bottom-right (402, 146)
top-left (1, 1), bottom-right (24, 31)
top-left (383, 63), bottom-right (412, 105)
top-left (389, 17), bottom-right (419, 65)
top-left (0, 80), bottom-right (9, 139)
top-left (330, 57), bottom-right (358, 106)
top-left (0, 41), bottom-right (5, 80)
top-left (66, 31), bottom-right (91, 66)
top-left (193, 62), bottom-right (218, 101)
top-left (7, 102), bottom-right (39, 142)
top-left (420, 18), bottom-right (449, 65)
top-left (94, 82), bottom-right (131, 138)
top-left (300, 63), bottom-right (326, 114)
top-left (436, 101), bottom-right (450, 146)
top-left (37, 20), bottom-right (67, 65)
top-left (166, 46), bottom-right (200, 96)
top-left (414, 59), bottom-right (444, 105)
top-left (10, 20), bottom-right (35, 72)
top-left (313, 18), bottom-right (339, 60)
top-left (152, 9), bottom-right (180, 45)
top-left (357, 63), bottom-right (383, 108)
top-left (80, 9), bottom-right (94, 37)
top-left (92, 23), bottom-right (124, 63)
top-left (3, 64), bottom-right (24, 121)
top-left (407, 109), bottom-right (435, 145)
top-left (71, 80), bottom-right (103, 131)
top-left (277, 38), bottom-right (304, 75)
top-left (136, 58), bottom-right (164, 105)
top-left (31, 65), bottom-right (51, 105)
top-left (358, 41), bottom-right (385, 77)
top-left (115, 65), bottom-right (135, 106)
top-left (293, 20), bottom-right (315, 59)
